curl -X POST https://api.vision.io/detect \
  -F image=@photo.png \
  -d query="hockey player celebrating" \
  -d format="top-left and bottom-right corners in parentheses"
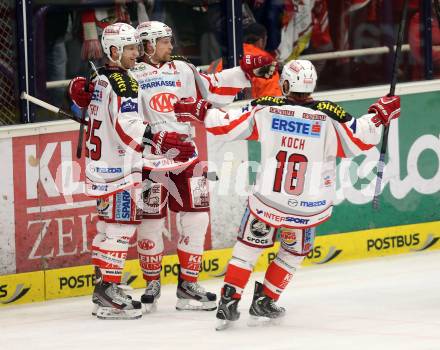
top-left (130, 20), bottom-right (277, 313)
top-left (173, 60), bottom-right (401, 329)
top-left (68, 22), bottom-right (195, 320)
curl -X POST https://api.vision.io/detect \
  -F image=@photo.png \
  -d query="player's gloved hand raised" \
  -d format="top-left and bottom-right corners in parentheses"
top-left (151, 131), bottom-right (195, 162)
top-left (239, 54), bottom-right (277, 79)
top-left (174, 97), bottom-right (211, 123)
top-left (368, 95), bottom-right (400, 127)
top-left (68, 77), bottom-right (95, 108)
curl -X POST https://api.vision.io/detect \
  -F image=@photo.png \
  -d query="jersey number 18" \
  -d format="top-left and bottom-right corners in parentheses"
top-left (273, 151), bottom-right (307, 195)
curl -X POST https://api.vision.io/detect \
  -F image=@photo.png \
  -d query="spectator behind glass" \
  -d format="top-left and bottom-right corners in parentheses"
top-left (275, 0), bottom-right (333, 63)
top-left (207, 22), bottom-right (282, 98)
top-left (409, 1), bottom-right (440, 79)
top-left (45, 7), bottom-right (70, 106)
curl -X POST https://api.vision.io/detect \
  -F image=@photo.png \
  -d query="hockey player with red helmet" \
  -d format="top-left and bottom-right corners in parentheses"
top-left (173, 59), bottom-right (400, 329)
top-left (130, 20), bottom-right (277, 313)
top-left (68, 22), bottom-right (195, 319)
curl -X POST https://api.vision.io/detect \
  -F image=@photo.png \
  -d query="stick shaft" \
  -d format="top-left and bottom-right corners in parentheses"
top-left (20, 91), bottom-right (84, 124)
top-left (372, 0), bottom-right (409, 209)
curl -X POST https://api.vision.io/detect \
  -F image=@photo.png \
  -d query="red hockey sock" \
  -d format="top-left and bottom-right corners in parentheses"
top-left (138, 251), bottom-right (163, 282)
top-left (263, 260), bottom-right (293, 301)
top-left (177, 249), bottom-right (201, 282)
top-left (223, 263), bottom-right (252, 299)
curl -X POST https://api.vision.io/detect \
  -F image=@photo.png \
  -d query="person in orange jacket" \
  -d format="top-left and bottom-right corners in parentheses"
top-left (207, 22), bottom-right (282, 98)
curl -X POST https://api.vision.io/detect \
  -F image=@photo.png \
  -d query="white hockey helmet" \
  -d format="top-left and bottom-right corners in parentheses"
top-left (280, 60), bottom-right (317, 95)
top-left (101, 23), bottom-right (139, 63)
top-left (136, 21), bottom-right (173, 51)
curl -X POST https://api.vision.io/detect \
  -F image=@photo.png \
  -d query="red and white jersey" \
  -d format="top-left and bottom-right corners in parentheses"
top-left (130, 58), bottom-right (250, 170)
top-left (85, 66), bottom-right (145, 197)
top-left (204, 96), bottom-right (383, 228)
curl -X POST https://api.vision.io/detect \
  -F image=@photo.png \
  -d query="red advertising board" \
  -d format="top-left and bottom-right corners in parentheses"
top-left (12, 123), bottom-right (211, 273)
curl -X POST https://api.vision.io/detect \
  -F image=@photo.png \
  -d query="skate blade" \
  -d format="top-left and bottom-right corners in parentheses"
top-left (95, 306), bottom-right (142, 320)
top-left (175, 299), bottom-right (217, 311)
top-left (143, 301), bottom-right (158, 314)
top-left (91, 304), bottom-right (98, 316)
top-left (247, 315), bottom-right (284, 327)
top-left (215, 319), bottom-right (235, 331)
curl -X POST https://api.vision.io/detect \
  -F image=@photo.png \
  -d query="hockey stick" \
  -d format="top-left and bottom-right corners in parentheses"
top-left (20, 92), bottom-right (86, 124)
top-left (76, 62), bottom-right (94, 159)
top-left (372, 0), bottom-right (409, 210)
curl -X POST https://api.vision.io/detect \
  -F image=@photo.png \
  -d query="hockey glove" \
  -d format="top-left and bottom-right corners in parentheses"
top-left (368, 95), bottom-right (400, 127)
top-left (68, 77), bottom-right (95, 108)
top-left (174, 97), bottom-right (211, 123)
top-left (239, 54), bottom-right (277, 79)
top-left (146, 129), bottom-right (195, 163)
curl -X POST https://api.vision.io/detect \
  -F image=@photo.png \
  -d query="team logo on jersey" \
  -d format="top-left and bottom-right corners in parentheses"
top-left (149, 92), bottom-right (179, 113)
top-left (271, 116), bottom-right (322, 138)
top-left (121, 99), bottom-right (138, 113)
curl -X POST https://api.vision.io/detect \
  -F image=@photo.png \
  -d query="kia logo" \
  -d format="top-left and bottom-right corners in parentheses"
top-left (149, 93), bottom-right (178, 113)
top-left (138, 239), bottom-right (155, 250)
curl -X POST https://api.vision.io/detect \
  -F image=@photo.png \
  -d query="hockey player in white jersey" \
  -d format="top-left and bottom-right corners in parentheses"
top-left (174, 59), bottom-right (401, 328)
top-left (130, 20), bottom-right (277, 313)
top-left (68, 23), bottom-right (195, 319)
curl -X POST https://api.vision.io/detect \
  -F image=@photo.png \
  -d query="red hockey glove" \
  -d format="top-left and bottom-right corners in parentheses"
top-left (368, 95), bottom-right (401, 127)
top-left (151, 131), bottom-right (195, 162)
top-left (174, 97), bottom-right (211, 123)
top-left (239, 54), bottom-right (277, 79)
top-left (68, 77), bottom-right (95, 108)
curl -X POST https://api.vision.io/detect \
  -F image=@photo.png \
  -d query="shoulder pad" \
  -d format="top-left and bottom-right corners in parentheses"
top-left (309, 100), bottom-right (353, 123)
top-left (101, 69), bottom-right (138, 98)
top-left (170, 55), bottom-right (192, 64)
top-left (251, 96), bottom-right (287, 106)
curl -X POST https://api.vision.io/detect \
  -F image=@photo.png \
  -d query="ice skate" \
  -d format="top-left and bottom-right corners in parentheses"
top-left (141, 279), bottom-right (161, 313)
top-left (93, 281), bottom-right (142, 320)
top-left (176, 270), bottom-right (217, 311)
top-left (215, 284), bottom-right (240, 331)
top-left (248, 281), bottom-right (285, 327)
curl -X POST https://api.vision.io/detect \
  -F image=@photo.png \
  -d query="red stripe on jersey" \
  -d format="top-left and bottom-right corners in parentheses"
top-left (246, 119), bottom-right (260, 141)
top-left (206, 111), bottom-right (252, 135)
top-left (199, 73), bottom-right (242, 96)
top-left (334, 126), bottom-right (347, 158)
top-left (341, 123), bottom-right (374, 151)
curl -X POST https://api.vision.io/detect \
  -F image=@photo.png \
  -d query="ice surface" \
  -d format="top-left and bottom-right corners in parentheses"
top-left (1, 251), bottom-right (439, 350)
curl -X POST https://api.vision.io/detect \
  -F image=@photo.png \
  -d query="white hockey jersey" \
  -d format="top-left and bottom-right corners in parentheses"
top-left (204, 96), bottom-right (383, 228)
top-left (85, 66), bottom-right (146, 197)
top-left (130, 58), bottom-right (250, 170)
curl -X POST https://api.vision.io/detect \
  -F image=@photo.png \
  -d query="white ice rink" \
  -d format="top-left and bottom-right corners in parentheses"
top-left (1, 250), bottom-right (439, 350)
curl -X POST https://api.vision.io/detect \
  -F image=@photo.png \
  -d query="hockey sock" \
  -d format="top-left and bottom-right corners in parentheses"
top-left (137, 219), bottom-right (165, 281)
top-left (93, 223), bottom-right (136, 284)
top-left (223, 241), bottom-right (264, 298)
top-left (263, 248), bottom-right (304, 300)
top-left (176, 212), bottom-right (209, 282)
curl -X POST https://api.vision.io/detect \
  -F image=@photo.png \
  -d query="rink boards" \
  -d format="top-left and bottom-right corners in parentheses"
top-left (1, 220), bottom-right (439, 306)
top-left (1, 80), bottom-right (440, 306)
